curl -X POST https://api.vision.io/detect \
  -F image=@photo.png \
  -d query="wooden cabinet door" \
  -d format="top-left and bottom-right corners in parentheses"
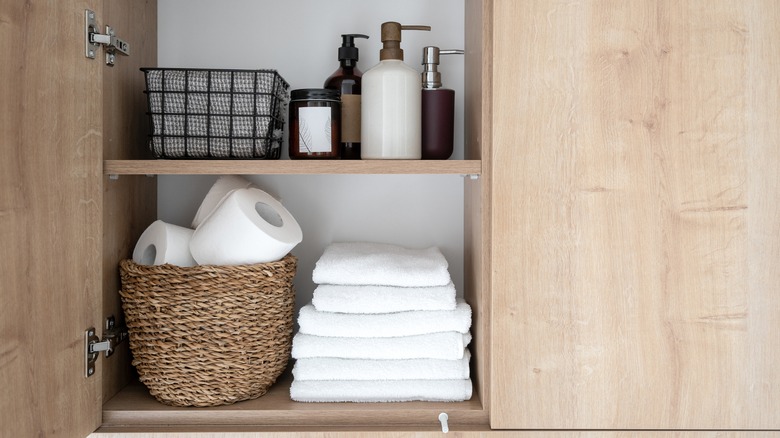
top-left (490, 0), bottom-right (780, 429)
top-left (0, 1), bottom-right (155, 437)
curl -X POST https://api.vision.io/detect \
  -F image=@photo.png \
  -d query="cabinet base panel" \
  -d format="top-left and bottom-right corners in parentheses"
top-left (102, 374), bottom-right (487, 428)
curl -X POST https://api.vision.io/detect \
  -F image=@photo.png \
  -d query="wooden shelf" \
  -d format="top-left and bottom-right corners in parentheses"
top-left (102, 373), bottom-right (487, 428)
top-left (104, 159), bottom-right (482, 176)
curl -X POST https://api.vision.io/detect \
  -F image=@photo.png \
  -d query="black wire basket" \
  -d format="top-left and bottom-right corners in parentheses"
top-left (141, 68), bottom-right (289, 159)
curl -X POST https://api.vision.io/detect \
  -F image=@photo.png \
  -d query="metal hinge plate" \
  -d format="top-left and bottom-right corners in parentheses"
top-left (85, 316), bottom-right (128, 377)
top-left (85, 9), bottom-right (130, 66)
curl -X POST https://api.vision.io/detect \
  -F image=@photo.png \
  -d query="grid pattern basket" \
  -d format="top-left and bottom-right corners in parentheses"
top-left (141, 68), bottom-right (290, 159)
top-left (118, 254), bottom-right (296, 407)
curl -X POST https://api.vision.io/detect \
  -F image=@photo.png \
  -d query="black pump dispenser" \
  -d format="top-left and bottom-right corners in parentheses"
top-left (338, 34), bottom-right (369, 67)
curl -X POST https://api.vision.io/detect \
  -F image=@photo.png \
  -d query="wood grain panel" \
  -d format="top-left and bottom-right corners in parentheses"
top-left (101, 0), bottom-right (157, 403)
top-left (90, 430), bottom-right (780, 437)
top-left (0, 1), bottom-right (103, 437)
top-left (103, 159), bottom-right (482, 175)
top-left (490, 0), bottom-right (780, 429)
top-left (465, 0), bottom-right (490, 162)
top-left (464, 0), bottom-right (492, 411)
top-left (744, 0), bottom-right (780, 427)
top-left (101, 377), bottom-right (486, 428)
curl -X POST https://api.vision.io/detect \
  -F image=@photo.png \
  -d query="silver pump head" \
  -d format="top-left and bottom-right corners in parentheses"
top-left (421, 46), bottom-right (464, 89)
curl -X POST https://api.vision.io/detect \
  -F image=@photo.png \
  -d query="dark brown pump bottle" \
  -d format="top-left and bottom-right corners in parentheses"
top-left (325, 34), bottom-right (369, 160)
top-left (421, 46), bottom-right (464, 160)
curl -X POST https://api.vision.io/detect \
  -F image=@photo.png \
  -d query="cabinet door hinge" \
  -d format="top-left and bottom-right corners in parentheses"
top-left (85, 9), bottom-right (130, 66)
top-left (85, 316), bottom-right (128, 377)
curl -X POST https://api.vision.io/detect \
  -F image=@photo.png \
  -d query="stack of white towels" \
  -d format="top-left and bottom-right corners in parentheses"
top-left (290, 242), bottom-right (473, 403)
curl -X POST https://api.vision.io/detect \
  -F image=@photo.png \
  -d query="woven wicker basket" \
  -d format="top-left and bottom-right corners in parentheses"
top-left (118, 254), bottom-right (296, 407)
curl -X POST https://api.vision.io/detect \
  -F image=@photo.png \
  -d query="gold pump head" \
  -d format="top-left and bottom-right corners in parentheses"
top-left (379, 22), bottom-right (431, 61)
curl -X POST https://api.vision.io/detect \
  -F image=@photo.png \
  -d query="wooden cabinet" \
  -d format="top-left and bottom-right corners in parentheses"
top-left (1, 0), bottom-right (778, 437)
top-left (1, 1), bottom-right (156, 437)
top-left (95, 0), bottom-right (491, 433)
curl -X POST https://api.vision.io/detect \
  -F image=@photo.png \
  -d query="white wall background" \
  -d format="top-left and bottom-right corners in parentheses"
top-left (156, 0), bottom-right (467, 307)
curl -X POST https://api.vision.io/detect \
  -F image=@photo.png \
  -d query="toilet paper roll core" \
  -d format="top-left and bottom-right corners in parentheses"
top-left (255, 201), bottom-right (284, 227)
top-left (138, 245), bottom-right (157, 265)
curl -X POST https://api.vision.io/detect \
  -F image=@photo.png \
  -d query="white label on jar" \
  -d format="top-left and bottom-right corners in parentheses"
top-left (298, 107), bottom-right (332, 153)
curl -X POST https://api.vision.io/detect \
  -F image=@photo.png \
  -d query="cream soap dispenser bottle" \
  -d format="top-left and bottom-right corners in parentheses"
top-left (361, 22), bottom-right (431, 159)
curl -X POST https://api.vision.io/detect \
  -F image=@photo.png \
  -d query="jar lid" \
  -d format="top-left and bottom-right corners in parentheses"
top-left (291, 88), bottom-right (340, 101)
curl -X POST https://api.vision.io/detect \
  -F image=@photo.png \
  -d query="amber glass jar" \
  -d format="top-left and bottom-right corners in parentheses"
top-left (288, 89), bottom-right (341, 159)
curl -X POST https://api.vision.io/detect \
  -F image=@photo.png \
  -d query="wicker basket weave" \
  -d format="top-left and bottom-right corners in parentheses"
top-left (118, 254), bottom-right (296, 407)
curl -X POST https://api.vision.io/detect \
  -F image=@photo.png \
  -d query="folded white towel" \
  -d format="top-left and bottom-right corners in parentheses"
top-left (298, 299), bottom-right (471, 338)
top-left (292, 350), bottom-right (470, 381)
top-left (291, 332), bottom-right (471, 360)
top-left (312, 242), bottom-right (451, 287)
top-left (290, 379), bottom-right (473, 402)
top-left (312, 282), bottom-right (457, 314)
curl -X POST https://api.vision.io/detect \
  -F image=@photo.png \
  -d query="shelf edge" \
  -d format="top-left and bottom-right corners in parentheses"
top-left (103, 160), bottom-right (482, 176)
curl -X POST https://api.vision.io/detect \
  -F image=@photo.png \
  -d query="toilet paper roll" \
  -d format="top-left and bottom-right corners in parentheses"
top-left (189, 188), bottom-right (302, 265)
top-left (132, 220), bottom-right (197, 267)
top-left (191, 175), bottom-right (255, 228)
